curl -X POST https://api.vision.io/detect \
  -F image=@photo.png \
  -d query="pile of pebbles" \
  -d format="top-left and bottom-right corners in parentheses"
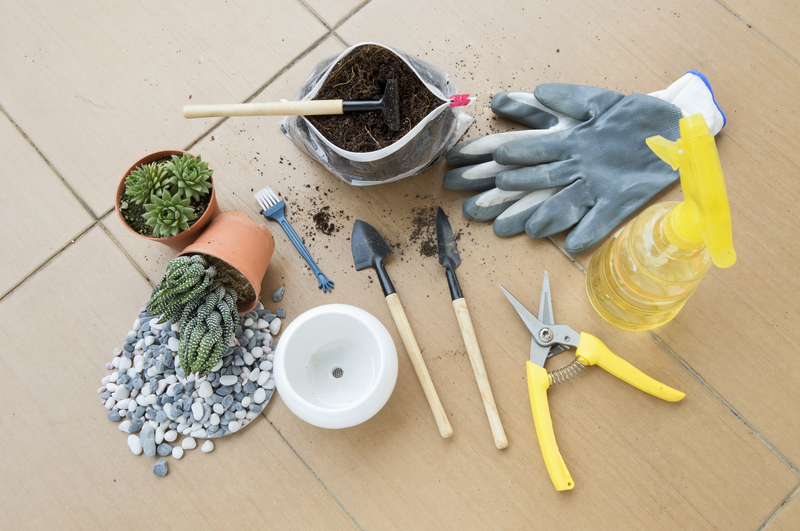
top-left (98, 292), bottom-right (286, 476)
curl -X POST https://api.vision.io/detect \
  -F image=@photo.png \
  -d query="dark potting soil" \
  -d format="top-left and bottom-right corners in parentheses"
top-left (307, 44), bottom-right (445, 152)
top-left (205, 255), bottom-right (256, 306)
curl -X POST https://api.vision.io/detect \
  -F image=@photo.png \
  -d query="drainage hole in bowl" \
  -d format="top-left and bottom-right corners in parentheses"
top-left (332, 367), bottom-right (344, 379)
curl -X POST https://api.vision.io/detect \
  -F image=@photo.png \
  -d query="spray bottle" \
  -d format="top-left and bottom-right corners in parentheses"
top-left (586, 114), bottom-right (736, 331)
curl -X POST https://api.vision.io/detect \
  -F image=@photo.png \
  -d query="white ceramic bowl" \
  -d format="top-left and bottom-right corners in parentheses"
top-left (274, 304), bottom-right (398, 429)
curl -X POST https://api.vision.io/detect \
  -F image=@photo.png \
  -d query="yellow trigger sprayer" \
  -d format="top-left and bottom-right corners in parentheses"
top-left (586, 114), bottom-right (736, 331)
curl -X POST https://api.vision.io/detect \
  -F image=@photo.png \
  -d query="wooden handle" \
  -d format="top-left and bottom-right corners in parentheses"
top-left (385, 293), bottom-right (453, 438)
top-left (183, 100), bottom-right (343, 118)
top-left (452, 298), bottom-right (508, 449)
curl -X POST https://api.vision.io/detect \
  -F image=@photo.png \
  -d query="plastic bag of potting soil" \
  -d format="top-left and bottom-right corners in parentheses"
top-left (279, 42), bottom-right (473, 185)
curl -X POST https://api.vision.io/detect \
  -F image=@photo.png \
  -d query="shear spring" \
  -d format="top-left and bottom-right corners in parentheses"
top-left (548, 357), bottom-right (588, 386)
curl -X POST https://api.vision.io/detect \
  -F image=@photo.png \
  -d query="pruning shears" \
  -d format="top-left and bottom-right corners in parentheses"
top-left (500, 272), bottom-right (685, 491)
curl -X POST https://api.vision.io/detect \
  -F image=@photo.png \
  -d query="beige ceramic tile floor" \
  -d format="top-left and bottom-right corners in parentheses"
top-left (2, 1), bottom-right (799, 529)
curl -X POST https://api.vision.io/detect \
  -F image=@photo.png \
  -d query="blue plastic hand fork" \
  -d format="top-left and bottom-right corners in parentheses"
top-left (254, 187), bottom-right (334, 292)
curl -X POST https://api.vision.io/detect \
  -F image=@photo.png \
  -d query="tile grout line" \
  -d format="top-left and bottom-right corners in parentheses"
top-left (648, 332), bottom-right (798, 475)
top-left (759, 480), bottom-right (800, 530)
top-left (555, 238), bottom-right (799, 477)
top-left (0, 222), bottom-right (96, 303)
top-left (261, 413), bottom-right (365, 531)
top-left (0, 103), bottom-right (99, 221)
top-left (183, 31), bottom-right (337, 152)
top-left (96, 210), bottom-right (157, 289)
top-left (714, 0), bottom-right (800, 69)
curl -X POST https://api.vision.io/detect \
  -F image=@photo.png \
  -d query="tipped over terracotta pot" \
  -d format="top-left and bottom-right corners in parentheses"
top-left (115, 149), bottom-right (220, 251)
top-left (179, 211), bottom-right (275, 313)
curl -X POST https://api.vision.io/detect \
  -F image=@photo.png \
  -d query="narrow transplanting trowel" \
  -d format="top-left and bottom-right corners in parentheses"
top-left (351, 219), bottom-right (453, 438)
top-left (435, 207), bottom-right (507, 449)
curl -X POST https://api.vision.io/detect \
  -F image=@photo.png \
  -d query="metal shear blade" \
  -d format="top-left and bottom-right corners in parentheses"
top-left (538, 271), bottom-right (567, 360)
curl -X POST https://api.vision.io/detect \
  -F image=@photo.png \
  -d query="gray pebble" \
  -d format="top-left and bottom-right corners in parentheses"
top-left (210, 393), bottom-right (222, 404)
top-left (276, 307), bottom-right (285, 318)
top-left (175, 367), bottom-right (185, 379)
top-left (233, 355), bottom-right (244, 367)
top-left (243, 381), bottom-right (256, 394)
top-left (234, 326), bottom-right (243, 338)
top-left (231, 366), bottom-right (242, 376)
top-left (217, 386), bottom-right (233, 397)
top-left (123, 383), bottom-right (134, 392)
top-left (117, 374), bottom-right (130, 385)
top-left (233, 402), bottom-right (242, 412)
top-left (234, 391), bottom-right (244, 401)
top-left (99, 391), bottom-right (111, 399)
top-left (269, 340), bottom-right (275, 350)
top-left (246, 311), bottom-right (258, 320)
top-left (264, 313), bottom-right (276, 323)
top-left (155, 411), bottom-right (168, 423)
top-left (222, 366), bottom-right (234, 376)
top-left (249, 403), bottom-right (263, 414)
top-left (123, 343), bottom-right (134, 353)
top-left (222, 394), bottom-right (234, 409)
top-left (168, 422), bottom-right (178, 430)
top-left (153, 460), bottom-right (168, 477)
top-left (107, 410), bottom-right (121, 421)
top-left (133, 406), bottom-right (146, 419)
top-left (157, 443), bottom-right (173, 457)
top-left (184, 381), bottom-right (194, 393)
top-left (160, 395), bottom-right (174, 406)
top-left (128, 418), bottom-right (144, 433)
top-left (182, 397), bottom-right (192, 411)
top-left (126, 411), bottom-right (134, 419)
top-left (271, 287), bottom-right (284, 302)
top-left (132, 376), bottom-right (144, 390)
top-left (233, 382), bottom-right (242, 393)
top-left (173, 383), bottom-right (184, 396)
top-left (145, 410), bottom-right (156, 420)
top-left (201, 404), bottom-right (212, 424)
top-left (222, 410), bottom-right (234, 422)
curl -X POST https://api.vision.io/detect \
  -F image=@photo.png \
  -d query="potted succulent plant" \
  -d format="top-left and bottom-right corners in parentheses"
top-left (115, 150), bottom-right (220, 251)
top-left (147, 212), bottom-right (275, 376)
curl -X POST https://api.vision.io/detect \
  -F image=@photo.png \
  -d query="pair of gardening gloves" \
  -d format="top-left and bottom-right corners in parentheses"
top-left (443, 71), bottom-right (726, 255)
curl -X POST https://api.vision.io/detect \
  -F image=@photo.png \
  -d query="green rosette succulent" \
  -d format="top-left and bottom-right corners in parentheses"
top-left (142, 190), bottom-right (197, 238)
top-left (125, 162), bottom-right (169, 205)
top-left (164, 153), bottom-right (213, 202)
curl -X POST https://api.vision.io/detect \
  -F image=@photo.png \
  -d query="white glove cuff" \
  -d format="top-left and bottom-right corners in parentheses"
top-left (648, 70), bottom-right (726, 135)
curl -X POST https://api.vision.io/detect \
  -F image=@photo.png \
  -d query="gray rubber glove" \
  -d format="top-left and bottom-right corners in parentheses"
top-left (444, 71), bottom-right (726, 254)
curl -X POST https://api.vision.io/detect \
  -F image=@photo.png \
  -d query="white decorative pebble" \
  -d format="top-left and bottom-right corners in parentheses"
top-left (165, 375), bottom-right (177, 385)
top-left (242, 397), bottom-right (252, 408)
top-left (164, 430), bottom-right (178, 442)
top-left (111, 357), bottom-right (122, 369)
top-left (250, 368), bottom-right (260, 382)
top-left (257, 371), bottom-right (270, 387)
top-left (118, 420), bottom-right (131, 432)
top-left (166, 383), bottom-right (176, 397)
top-left (219, 375), bottom-right (238, 386)
top-left (228, 421), bottom-right (242, 433)
top-left (198, 381), bottom-right (213, 398)
top-left (101, 375), bottom-right (111, 385)
top-left (176, 422), bottom-right (189, 433)
top-left (243, 317), bottom-right (254, 327)
top-left (145, 394), bottom-right (158, 406)
top-left (265, 379), bottom-right (275, 390)
top-left (243, 351), bottom-right (255, 365)
top-left (119, 357), bottom-right (132, 371)
top-left (167, 337), bottom-right (180, 352)
top-left (104, 397), bottom-right (116, 410)
top-left (135, 338), bottom-right (144, 350)
top-left (171, 323), bottom-right (180, 332)
top-left (257, 319), bottom-right (269, 329)
top-left (155, 427), bottom-right (165, 445)
top-left (109, 372), bottom-right (119, 383)
top-left (201, 440), bottom-right (214, 453)
top-left (133, 318), bottom-right (141, 331)
top-left (156, 379), bottom-right (168, 395)
top-left (128, 435), bottom-right (142, 455)
top-left (243, 329), bottom-right (254, 339)
top-left (210, 413), bottom-right (220, 426)
top-left (181, 437), bottom-right (197, 450)
top-left (145, 336), bottom-right (155, 347)
top-left (113, 386), bottom-right (130, 400)
top-left (253, 388), bottom-right (267, 404)
top-left (269, 318), bottom-right (281, 335)
top-left (213, 403), bottom-right (224, 414)
top-left (210, 359), bottom-right (223, 373)
top-left (267, 353), bottom-right (274, 361)
top-left (234, 410), bottom-right (246, 420)
top-left (192, 403), bottom-right (204, 421)
top-left (172, 447), bottom-right (184, 459)
top-left (246, 411), bottom-right (259, 420)
top-left (116, 398), bottom-right (131, 410)
top-left (128, 401), bottom-right (138, 413)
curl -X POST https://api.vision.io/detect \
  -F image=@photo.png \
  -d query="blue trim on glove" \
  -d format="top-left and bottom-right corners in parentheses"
top-left (686, 69), bottom-right (727, 128)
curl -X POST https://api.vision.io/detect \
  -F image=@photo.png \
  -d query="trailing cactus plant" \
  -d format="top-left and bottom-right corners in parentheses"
top-left (148, 254), bottom-right (241, 376)
top-left (125, 162), bottom-right (170, 205)
top-left (178, 285), bottom-right (239, 376)
top-left (142, 190), bottom-right (197, 238)
top-left (164, 153), bottom-right (213, 202)
top-left (148, 255), bottom-right (216, 322)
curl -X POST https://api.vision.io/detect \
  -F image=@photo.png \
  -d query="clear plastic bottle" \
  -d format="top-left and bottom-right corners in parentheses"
top-left (586, 114), bottom-right (736, 331)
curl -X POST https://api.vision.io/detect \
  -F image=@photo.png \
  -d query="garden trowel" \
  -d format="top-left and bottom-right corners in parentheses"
top-left (183, 79), bottom-right (401, 131)
top-left (351, 219), bottom-right (452, 438)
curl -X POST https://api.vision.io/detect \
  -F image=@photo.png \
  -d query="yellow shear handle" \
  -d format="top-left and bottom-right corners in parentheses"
top-left (576, 333), bottom-right (686, 402)
top-left (526, 361), bottom-right (574, 491)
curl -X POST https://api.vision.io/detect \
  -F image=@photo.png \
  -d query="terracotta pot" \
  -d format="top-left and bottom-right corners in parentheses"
top-left (115, 149), bottom-right (220, 251)
top-left (179, 211), bottom-right (275, 313)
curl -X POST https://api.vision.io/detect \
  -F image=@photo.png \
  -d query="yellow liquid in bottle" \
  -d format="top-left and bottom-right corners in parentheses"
top-left (586, 202), bottom-right (712, 331)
